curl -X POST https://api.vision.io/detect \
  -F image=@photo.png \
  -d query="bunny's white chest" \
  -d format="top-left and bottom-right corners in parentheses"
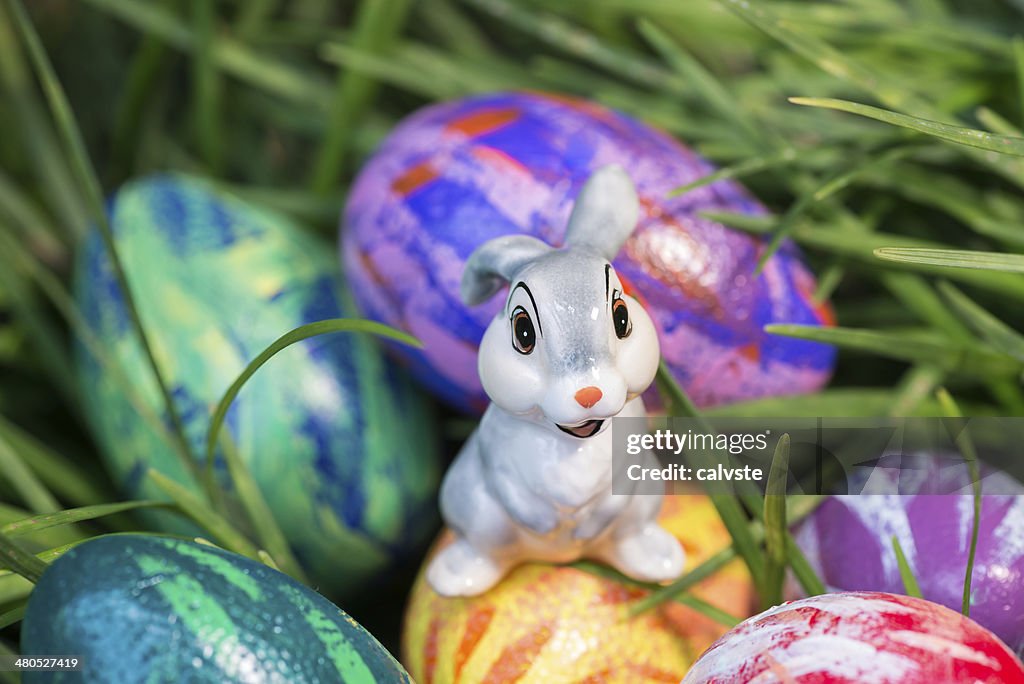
top-left (478, 400), bottom-right (644, 512)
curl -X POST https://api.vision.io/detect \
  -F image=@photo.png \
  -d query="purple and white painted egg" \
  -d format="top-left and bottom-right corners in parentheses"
top-left (795, 453), bottom-right (1024, 652)
top-left (342, 91), bottom-right (835, 413)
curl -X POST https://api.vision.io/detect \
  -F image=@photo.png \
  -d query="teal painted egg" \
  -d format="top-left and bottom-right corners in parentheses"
top-left (21, 535), bottom-right (412, 683)
top-left (74, 174), bottom-right (441, 597)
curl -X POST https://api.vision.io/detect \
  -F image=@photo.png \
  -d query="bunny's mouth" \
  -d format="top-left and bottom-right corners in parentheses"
top-left (556, 419), bottom-right (605, 439)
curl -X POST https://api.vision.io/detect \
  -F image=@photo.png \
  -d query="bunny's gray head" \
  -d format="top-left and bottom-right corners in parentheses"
top-left (462, 165), bottom-right (660, 435)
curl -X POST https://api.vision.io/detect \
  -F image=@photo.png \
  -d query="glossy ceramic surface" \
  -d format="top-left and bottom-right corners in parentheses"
top-left (427, 167), bottom-right (682, 596)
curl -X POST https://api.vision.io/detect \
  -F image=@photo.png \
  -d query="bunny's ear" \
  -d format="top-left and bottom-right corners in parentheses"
top-left (461, 235), bottom-right (553, 305)
top-left (563, 165), bottom-right (639, 260)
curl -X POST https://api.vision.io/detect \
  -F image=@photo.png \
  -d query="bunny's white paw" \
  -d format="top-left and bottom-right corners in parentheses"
top-left (426, 539), bottom-right (507, 597)
top-left (601, 524), bottom-right (685, 583)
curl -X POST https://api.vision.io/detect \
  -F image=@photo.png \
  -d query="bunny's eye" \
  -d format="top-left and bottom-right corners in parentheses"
top-left (612, 297), bottom-right (631, 339)
top-left (511, 306), bottom-right (536, 354)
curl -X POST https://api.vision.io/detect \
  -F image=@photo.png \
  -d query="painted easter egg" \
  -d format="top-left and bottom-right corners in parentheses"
top-left (75, 174), bottom-right (441, 597)
top-left (795, 453), bottom-right (1024, 652)
top-left (343, 91), bottom-right (835, 413)
top-left (402, 495), bottom-right (756, 683)
top-left (682, 591), bottom-right (1024, 683)
top-left (21, 534), bottom-right (411, 683)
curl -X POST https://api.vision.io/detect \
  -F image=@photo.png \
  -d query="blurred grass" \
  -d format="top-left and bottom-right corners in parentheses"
top-left (0, 0), bottom-right (1022, 659)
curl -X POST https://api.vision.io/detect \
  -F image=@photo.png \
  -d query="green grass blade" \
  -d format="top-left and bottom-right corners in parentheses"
top-left (0, 603), bottom-right (25, 630)
top-left (702, 210), bottom-right (1024, 299)
top-left (0, 227), bottom-right (197, 488)
top-left (0, 430), bottom-right (58, 515)
top-left (83, 0), bottom-right (332, 109)
top-left (0, 532), bottom-right (192, 581)
top-left (108, 17), bottom-right (170, 184)
top-left (743, 450), bottom-right (828, 602)
top-left (0, 641), bottom-right (19, 684)
top-left (785, 533), bottom-right (827, 596)
top-left (891, 535), bottom-right (923, 598)
top-left (311, 0), bottom-right (412, 193)
top-left (0, 169), bottom-right (65, 259)
top-left (888, 364), bottom-right (945, 417)
top-left (0, 3), bottom-right (89, 242)
top-left (988, 378), bottom-right (1024, 415)
top-left (627, 546), bottom-right (736, 616)
top-left (190, 0), bottom-right (223, 172)
top-left (235, 0), bottom-right (279, 36)
top-left (5, 0), bottom-right (196, 474)
top-left (699, 210), bottom-right (774, 232)
top-left (464, 0), bottom-right (685, 95)
top-left (0, 229), bottom-right (77, 406)
top-left (0, 533), bottom-right (187, 581)
top-left (762, 434), bottom-right (790, 609)
top-left (577, 557), bottom-right (738, 627)
top-left (635, 18), bottom-right (766, 148)
top-left (572, 559), bottom-right (653, 586)
top-left (0, 417), bottom-right (110, 507)
top-left (205, 318), bottom-right (420, 475)
top-left (718, 0), bottom-right (1024, 188)
top-left (935, 389), bottom-right (982, 616)
top-left (218, 183), bottom-right (344, 226)
top-left (1014, 36), bottom-right (1024, 129)
top-left (417, 0), bottom-right (494, 60)
top-left (0, 530), bottom-right (46, 583)
top-left (875, 248), bottom-right (1024, 273)
top-left (879, 273), bottom-right (972, 343)
top-left (765, 324), bottom-right (1024, 378)
top-left (755, 146), bottom-right (918, 273)
top-left (790, 97), bottom-right (1024, 157)
top-left (977, 107), bottom-right (1021, 137)
top-left (256, 549), bottom-right (280, 572)
top-left (1, 501), bottom-right (166, 538)
top-left (318, 42), bottom-right (454, 100)
top-left (215, 435), bottom-right (307, 583)
top-left (938, 282), bottom-right (1024, 360)
top-left (667, 149), bottom-right (798, 197)
top-left (0, 503), bottom-right (85, 549)
top-left (0, 572), bottom-right (31, 606)
top-left (674, 594), bottom-right (741, 628)
top-left (630, 494), bottom-right (827, 614)
top-left (146, 469), bottom-right (260, 561)
top-left (653, 363), bottom-right (766, 588)
top-left (706, 388), bottom-right (946, 418)
top-left (654, 362), bottom-right (702, 419)
top-left (858, 161), bottom-right (1024, 249)
top-left (716, 0), bottom-right (924, 112)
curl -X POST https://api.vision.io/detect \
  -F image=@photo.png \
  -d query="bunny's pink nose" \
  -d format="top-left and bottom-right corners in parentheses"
top-left (574, 386), bottom-right (603, 408)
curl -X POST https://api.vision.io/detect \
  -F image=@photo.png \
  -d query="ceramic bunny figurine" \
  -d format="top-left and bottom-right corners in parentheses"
top-left (426, 165), bottom-right (685, 597)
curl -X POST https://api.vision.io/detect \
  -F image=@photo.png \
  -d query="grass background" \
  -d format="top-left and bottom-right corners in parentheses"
top-left (2, 0), bottom-right (1024, 674)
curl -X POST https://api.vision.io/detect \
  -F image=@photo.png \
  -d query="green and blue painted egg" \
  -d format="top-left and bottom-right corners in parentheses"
top-left (74, 174), bottom-right (441, 597)
top-left (21, 534), bottom-right (412, 683)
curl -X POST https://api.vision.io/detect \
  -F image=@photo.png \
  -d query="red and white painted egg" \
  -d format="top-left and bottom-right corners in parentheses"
top-left (683, 591), bottom-right (1024, 683)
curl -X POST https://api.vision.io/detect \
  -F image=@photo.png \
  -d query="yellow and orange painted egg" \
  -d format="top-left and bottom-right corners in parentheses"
top-left (402, 495), bottom-right (755, 683)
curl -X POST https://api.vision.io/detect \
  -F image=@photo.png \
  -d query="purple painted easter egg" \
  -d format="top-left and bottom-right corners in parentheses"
top-left (795, 453), bottom-right (1024, 652)
top-left (343, 91), bottom-right (835, 413)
